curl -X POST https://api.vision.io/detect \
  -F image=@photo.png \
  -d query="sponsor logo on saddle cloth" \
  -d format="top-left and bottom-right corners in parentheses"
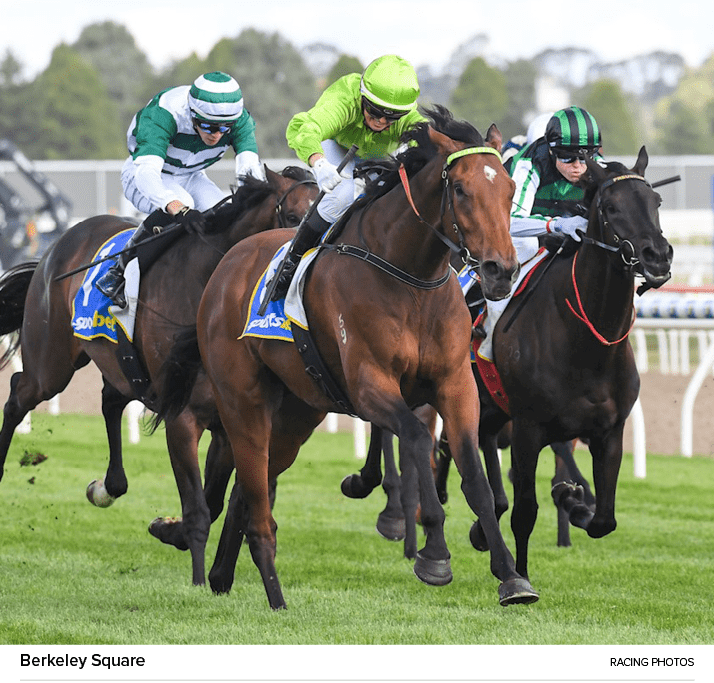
top-left (71, 229), bottom-right (141, 343)
top-left (241, 241), bottom-right (320, 342)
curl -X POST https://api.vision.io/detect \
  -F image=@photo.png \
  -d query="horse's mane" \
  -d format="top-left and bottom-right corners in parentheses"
top-left (204, 166), bottom-right (314, 234)
top-left (352, 105), bottom-right (487, 210)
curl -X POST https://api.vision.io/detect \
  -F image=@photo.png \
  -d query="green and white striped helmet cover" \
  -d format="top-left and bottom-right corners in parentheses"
top-left (545, 106), bottom-right (601, 150)
top-left (188, 72), bottom-right (244, 122)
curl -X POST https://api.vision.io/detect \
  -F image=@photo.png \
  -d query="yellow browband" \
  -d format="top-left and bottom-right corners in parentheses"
top-left (446, 146), bottom-right (502, 167)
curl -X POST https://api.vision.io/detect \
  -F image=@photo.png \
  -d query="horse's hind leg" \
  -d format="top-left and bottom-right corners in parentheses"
top-left (341, 422), bottom-right (384, 499)
top-left (86, 379), bottom-right (131, 507)
top-left (376, 430), bottom-right (407, 542)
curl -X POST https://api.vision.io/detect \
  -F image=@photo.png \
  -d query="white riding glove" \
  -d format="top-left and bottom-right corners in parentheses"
top-left (234, 151), bottom-right (265, 186)
top-left (312, 157), bottom-right (342, 192)
top-left (551, 215), bottom-right (588, 242)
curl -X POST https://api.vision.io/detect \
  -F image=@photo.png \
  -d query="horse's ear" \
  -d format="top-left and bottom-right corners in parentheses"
top-left (265, 165), bottom-right (279, 183)
top-left (583, 152), bottom-right (607, 185)
top-left (427, 125), bottom-right (459, 157)
top-left (485, 124), bottom-right (502, 153)
top-left (633, 146), bottom-right (648, 176)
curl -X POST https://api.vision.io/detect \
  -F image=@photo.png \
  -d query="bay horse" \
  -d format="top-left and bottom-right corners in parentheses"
top-left (155, 106), bottom-right (539, 609)
top-left (465, 147), bottom-right (672, 583)
top-left (0, 166), bottom-right (317, 586)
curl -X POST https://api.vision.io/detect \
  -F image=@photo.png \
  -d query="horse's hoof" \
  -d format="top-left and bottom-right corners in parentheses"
top-left (86, 479), bottom-right (115, 508)
top-left (340, 474), bottom-right (372, 499)
top-left (148, 516), bottom-right (189, 551)
top-left (376, 513), bottom-right (406, 541)
top-left (498, 577), bottom-right (539, 606)
top-left (414, 552), bottom-right (453, 586)
top-left (468, 521), bottom-right (489, 552)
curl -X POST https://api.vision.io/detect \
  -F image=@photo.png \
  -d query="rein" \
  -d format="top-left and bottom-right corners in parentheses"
top-left (563, 173), bottom-right (648, 345)
top-left (330, 146), bottom-right (501, 291)
top-left (565, 251), bottom-right (635, 345)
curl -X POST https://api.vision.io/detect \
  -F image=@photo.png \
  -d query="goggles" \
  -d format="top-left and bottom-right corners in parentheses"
top-left (552, 148), bottom-right (597, 164)
top-left (193, 119), bottom-right (233, 135)
top-left (362, 97), bottom-right (408, 123)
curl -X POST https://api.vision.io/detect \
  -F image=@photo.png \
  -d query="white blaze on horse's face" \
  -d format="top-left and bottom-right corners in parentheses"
top-left (484, 165), bottom-right (497, 183)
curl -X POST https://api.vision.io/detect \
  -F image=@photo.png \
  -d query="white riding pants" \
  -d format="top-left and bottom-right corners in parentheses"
top-left (314, 140), bottom-right (365, 224)
top-left (121, 157), bottom-right (228, 215)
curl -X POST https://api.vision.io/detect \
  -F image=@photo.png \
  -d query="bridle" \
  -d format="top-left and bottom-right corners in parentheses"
top-left (581, 172), bottom-right (652, 271)
top-left (565, 173), bottom-right (653, 345)
top-left (274, 178), bottom-right (317, 230)
top-left (399, 145), bottom-right (504, 271)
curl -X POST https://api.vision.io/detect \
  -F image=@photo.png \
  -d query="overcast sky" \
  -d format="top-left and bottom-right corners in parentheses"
top-left (4, 0), bottom-right (713, 79)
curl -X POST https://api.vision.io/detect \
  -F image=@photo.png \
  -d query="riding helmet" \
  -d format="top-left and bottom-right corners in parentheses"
top-left (545, 106), bottom-right (601, 152)
top-left (360, 55), bottom-right (420, 115)
top-left (188, 72), bottom-right (244, 122)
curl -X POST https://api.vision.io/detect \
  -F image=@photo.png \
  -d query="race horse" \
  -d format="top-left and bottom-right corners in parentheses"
top-left (0, 166), bottom-right (317, 586)
top-left (465, 147), bottom-right (672, 582)
top-left (344, 148), bottom-right (671, 589)
top-left (154, 106), bottom-right (539, 609)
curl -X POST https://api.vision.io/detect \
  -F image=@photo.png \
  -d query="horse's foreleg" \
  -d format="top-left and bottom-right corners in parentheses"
top-left (154, 413), bottom-right (210, 586)
top-left (0, 372), bottom-right (32, 480)
top-left (585, 426), bottom-right (624, 539)
top-left (509, 420), bottom-right (543, 581)
top-left (341, 422), bottom-right (384, 499)
top-left (87, 379), bottom-right (131, 507)
top-left (376, 430), bottom-right (406, 542)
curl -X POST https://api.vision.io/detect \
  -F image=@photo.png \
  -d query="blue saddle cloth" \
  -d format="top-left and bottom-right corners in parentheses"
top-left (239, 242), bottom-right (294, 342)
top-left (71, 229), bottom-right (135, 342)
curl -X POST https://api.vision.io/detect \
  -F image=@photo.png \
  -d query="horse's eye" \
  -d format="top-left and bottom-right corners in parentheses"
top-left (286, 214), bottom-right (300, 226)
top-left (453, 183), bottom-right (465, 198)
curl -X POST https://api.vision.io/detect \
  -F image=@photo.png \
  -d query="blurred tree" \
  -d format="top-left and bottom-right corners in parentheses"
top-left (72, 22), bottom-right (154, 140)
top-left (579, 79), bottom-right (639, 155)
top-left (325, 55), bottom-right (363, 86)
top-left (449, 57), bottom-right (508, 134)
top-left (655, 100), bottom-right (709, 154)
top-left (201, 29), bottom-right (319, 157)
top-left (149, 53), bottom-right (208, 100)
top-left (28, 45), bottom-right (124, 159)
top-left (500, 59), bottom-right (537, 139)
top-left (0, 49), bottom-right (23, 86)
top-left (0, 51), bottom-right (31, 136)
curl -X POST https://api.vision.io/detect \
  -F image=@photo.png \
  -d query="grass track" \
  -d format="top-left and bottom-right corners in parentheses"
top-left (0, 413), bottom-right (713, 645)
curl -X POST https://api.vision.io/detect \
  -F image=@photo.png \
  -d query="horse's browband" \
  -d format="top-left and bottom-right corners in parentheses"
top-left (445, 146), bottom-right (501, 168)
top-left (599, 173), bottom-right (649, 193)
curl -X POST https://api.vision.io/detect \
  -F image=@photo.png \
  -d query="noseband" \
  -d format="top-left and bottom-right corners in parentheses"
top-left (399, 146), bottom-right (503, 270)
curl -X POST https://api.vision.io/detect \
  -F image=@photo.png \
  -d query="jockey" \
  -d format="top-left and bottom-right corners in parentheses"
top-left (479, 106), bottom-right (603, 359)
top-left (96, 71), bottom-right (263, 308)
top-left (269, 54), bottom-right (427, 301)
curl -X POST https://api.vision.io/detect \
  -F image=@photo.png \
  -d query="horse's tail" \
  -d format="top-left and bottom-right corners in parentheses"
top-left (0, 261), bottom-right (39, 368)
top-left (149, 325), bottom-right (203, 432)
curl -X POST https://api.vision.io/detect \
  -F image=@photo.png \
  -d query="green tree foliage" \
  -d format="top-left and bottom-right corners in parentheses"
top-left (325, 55), bottom-right (363, 87)
top-left (27, 45), bottom-right (124, 159)
top-left (72, 22), bottom-right (154, 141)
top-left (579, 79), bottom-right (639, 155)
top-left (203, 29), bottom-right (319, 157)
top-left (500, 59), bottom-right (537, 139)
top-left (449, 57), bottom-right (508, 135)
top-left (0, 51), bottom-right (31, 136)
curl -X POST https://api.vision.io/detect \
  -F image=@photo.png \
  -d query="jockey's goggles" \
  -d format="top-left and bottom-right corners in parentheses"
top-left (193, 119), bottom-right (233, 135)
top-left (362, 97), bottom-right (408, 122)
top-left (552, 148), bottom-right (598, 164)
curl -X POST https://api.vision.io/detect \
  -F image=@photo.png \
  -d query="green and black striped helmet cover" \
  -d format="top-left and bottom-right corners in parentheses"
top-left (545, 107), bottom-right (601, 150)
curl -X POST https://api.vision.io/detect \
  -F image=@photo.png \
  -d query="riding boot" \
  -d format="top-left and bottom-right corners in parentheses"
top-left (270, 211), bottom-right (331, 301)
top-left (95, 209), bottom-right (170, 308)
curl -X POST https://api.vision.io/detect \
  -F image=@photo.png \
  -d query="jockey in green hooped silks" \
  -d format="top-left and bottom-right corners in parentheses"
top-left (270, 54), bottom-right (428, 300)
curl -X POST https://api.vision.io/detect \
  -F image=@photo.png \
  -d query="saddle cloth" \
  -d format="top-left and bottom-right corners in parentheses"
top-left (472, 247), bottom-right (551, 414)
top-left (240, 241), bottom-right (319, 341)
top-left (71, 229), bottom-right (141, 343)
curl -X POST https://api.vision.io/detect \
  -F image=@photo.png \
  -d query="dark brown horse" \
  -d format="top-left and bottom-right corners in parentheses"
top-left (466, 147), bottom-right (672, 583)
top-left (0, 166), bottom-right (317, 586)
top-left (154, 106), bottom-right (539, 609)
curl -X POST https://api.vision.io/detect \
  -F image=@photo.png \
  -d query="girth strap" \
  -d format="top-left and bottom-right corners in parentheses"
top-left (291, 323), bottom-right (358, 416)
top-left (323, 243), bottom-right (452, 290)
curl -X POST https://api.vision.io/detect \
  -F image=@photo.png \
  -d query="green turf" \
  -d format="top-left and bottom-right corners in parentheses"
top-left (0, 413), bottom-right (712, 644)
